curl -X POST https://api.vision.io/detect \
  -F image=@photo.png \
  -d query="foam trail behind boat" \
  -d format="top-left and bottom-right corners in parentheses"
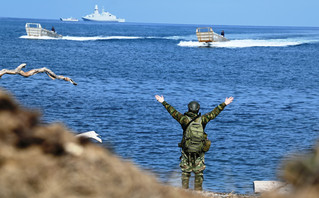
top-left (177, 38), bottom-right (312, 48)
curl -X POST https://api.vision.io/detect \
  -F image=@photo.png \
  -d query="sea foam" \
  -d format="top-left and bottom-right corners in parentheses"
top-left (177, 39), bottom-right (306, 48)
top-left (20, 35), bottom-right (143, 41)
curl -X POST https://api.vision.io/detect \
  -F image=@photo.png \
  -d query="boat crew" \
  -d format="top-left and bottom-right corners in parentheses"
top-left (221, 30), bottom-right (225, 37)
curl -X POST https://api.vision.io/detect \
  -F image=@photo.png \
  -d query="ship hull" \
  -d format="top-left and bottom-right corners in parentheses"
top-left (60, 18), bottom-right (78, 22)
top-left (82, 17), bottom-right (124, 22)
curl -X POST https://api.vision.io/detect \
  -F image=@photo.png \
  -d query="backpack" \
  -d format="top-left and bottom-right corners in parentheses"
top-left (179, 116), bottom-right (211, 153)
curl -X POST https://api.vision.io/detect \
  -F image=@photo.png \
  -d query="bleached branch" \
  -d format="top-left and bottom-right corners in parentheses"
top-left (0, 63), bottom-right (77, 85)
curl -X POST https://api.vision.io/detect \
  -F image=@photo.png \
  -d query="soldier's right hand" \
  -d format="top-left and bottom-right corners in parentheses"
top-left (155, 95), bottom-right (164, 103)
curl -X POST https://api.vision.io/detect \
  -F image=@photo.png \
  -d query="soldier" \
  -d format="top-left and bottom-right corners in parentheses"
top-left (155, 95), bottom-right (234, 190)
top-left (221, 30), bottom-right (225, 37)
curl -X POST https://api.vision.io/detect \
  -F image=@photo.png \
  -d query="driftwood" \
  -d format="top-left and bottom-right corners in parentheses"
top-left (0, 63), bottom-right (77, 85)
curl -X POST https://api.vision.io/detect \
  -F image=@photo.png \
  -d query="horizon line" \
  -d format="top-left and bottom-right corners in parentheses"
top-left (1, 16), bottom-right (319, 29)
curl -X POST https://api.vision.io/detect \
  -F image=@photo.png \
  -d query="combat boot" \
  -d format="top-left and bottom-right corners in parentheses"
top-left (194, 174), bottom-right (203, 191)
top-left (181, 172), bottom-right (191, 189)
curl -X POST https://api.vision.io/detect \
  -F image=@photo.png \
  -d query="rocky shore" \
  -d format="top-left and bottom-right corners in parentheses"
top-left (190, 190), bottom-right (260, 198)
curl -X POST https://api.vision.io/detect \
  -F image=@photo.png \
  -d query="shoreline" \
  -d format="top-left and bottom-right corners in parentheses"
top-left (178, 189), bottom-right (260, 198)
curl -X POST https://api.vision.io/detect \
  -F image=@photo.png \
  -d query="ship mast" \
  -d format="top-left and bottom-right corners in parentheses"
top-left (94, 5), bottom-right (99, 14)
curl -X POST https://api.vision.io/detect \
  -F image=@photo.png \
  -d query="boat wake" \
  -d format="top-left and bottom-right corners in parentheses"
top-left (62, 36), bottom-right (142, 41)
top-left (20, 35), bottom-right (193, 41)
top-left (20, 35), bottom-right (143, 41)
top-left (177, 39), bottom-right (315, 48)
top-left (19, 35), bottom-right (318, 48)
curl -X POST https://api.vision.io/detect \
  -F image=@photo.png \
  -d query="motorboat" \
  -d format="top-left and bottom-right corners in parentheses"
top-left (82, 5), bottom-right (125, 22)
top-left (25, 23), bottom-right (62, 38)
top-left (60, 17), bottom-right (79, 22)
top-left (196, 27), bottom-right (228, 42)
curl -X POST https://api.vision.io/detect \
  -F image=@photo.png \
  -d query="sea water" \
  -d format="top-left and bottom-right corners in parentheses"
top-left (1, 17), bottom-right (319, 194)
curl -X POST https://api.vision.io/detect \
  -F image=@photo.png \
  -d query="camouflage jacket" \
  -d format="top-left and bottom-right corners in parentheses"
top-left (161, 101), bottom-right (226, 131)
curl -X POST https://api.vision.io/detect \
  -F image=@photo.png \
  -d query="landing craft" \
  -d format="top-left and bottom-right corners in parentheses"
top-left (25, 23), bottom-right (62, 38)
top-left (196, 27), bottom-right (228, 46)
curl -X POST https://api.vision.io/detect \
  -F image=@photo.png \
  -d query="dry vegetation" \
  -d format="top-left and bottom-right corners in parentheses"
top-left (261, 144), bottom-right (319, 198)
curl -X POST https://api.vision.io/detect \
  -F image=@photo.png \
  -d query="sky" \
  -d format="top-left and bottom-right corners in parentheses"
top-left (0, 0), bottom-right (319, 27)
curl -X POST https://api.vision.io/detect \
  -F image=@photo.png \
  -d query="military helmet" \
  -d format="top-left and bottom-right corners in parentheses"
top-left (188, 101), bottom-right (200, 113)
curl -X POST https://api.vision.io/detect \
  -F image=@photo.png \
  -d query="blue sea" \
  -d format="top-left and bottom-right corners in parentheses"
top-left (1, 17), bottom-right (319, 194)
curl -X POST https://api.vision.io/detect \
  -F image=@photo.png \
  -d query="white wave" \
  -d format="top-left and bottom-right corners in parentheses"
top-left (163, 35), bottom-right (195, 40)
top-left (20, 34), bottom-right (195, 41)
top-left (145, 35), bottom-right (195, 40)
top-left (62, 36), bottom-right (142, 41)
top-left (163, 36), bottom-right (182, 40)
top-left (178, 39), bottom-right (307, 48)
top-left (20, 35), bottom-right (142, 41)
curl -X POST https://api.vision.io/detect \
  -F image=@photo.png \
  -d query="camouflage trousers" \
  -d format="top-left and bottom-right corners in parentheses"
top-left (179, 151), bottom-right (205, 190)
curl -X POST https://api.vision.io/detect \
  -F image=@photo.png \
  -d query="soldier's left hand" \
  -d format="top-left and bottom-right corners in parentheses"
top-left (225, 96), bottom-right (234, 105)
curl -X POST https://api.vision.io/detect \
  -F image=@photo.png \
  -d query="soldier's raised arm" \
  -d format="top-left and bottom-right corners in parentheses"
top-left (202, 96), bottom-right (234, 124)
top-left (155, 95), bottom-right (185, 124)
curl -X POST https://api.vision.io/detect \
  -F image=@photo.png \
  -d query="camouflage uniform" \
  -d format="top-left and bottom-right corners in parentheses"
top-left (161, 101), bottom-right (226, 190)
